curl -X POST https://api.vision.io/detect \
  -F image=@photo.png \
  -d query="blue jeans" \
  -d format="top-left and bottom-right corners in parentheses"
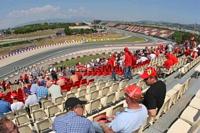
top-left (111, 70), bottom-right (116, 81)
top-left (124, 66), bottom-right (132, 79)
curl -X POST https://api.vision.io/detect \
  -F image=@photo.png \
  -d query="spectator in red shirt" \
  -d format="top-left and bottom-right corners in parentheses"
top-left (75, 69), bottom-right (83, 81)
top-left (168, 53), bottom-right (178, 64)
top-left (187, 48), bottom-right (198, 62)
top-left (123, 47), bottom-right (133, 79)
top-left (157, 54), bottom-right (174, 75)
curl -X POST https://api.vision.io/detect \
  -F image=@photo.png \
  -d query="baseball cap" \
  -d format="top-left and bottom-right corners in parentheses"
top-left (65, 97), bottom-right (87, 110)
top-left (11, 92), bottom-right (18, 99)
top-left (24, 88), bottom-right (32, 95)
top-left (124, 47), bottom-right (129, 51)
top-left (140, 67), bottom-right (157, 79)
top-left (124, 85), bottom-right (143, 100)
top-left (112, 54), bottom-right (116, 57)
top-left (40, 80), bottom-right (46, 86)
top-left (0, 93), bottom-right (4, 98)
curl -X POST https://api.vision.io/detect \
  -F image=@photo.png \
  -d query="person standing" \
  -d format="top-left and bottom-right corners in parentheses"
top-left (123, 47), bottom-right (133, 79)
top-left (53, 97), bottom-right (95, 133)
top-left (0, 93), bottom-right (11, 117)
top-left (109, 54), bottom-right (117, 81)
top-left (140, 67), bottom-right (166, 117)
top-left (92, 85), bottom-right (147, 133)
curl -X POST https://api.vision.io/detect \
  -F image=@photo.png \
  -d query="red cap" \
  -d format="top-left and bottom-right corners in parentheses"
top-left (11, 92), bottom-right (18, 99)
top-left (124, 85), bottom-right (143, 100)
top-left (124, 47), bottom-right (129, 51)
top-left (140, 67), bottom-right (157, 79)
top-left (112, 54), bottom-right (116, 57)
top-left (0, 93), bottom-right (5, 98)
top-left (191, 36), bottom-right (195, 41)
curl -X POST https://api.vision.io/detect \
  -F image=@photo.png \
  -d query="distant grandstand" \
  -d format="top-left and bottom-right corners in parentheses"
top-left (105, 22), bottom-right (174, 39)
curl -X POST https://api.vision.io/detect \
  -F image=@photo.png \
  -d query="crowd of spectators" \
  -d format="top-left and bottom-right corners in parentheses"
top-left (0, 36), bottom-right (199, 132)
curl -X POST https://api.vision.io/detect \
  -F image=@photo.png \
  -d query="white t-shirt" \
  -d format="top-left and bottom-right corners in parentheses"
top-left (25, 94), bottom-right (38, 107)
top-left (149, 53), bottom-right (156, 60)
top-left (109, 104), bottom-right (147, 133)
top-left (48, 84), bottom-right (62, 103)
top-left (11, 102), bottom-right (25, 112)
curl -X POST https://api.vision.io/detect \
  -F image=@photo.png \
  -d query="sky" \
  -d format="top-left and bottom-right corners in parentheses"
top-left (0, 0), bottom-right (200, 29)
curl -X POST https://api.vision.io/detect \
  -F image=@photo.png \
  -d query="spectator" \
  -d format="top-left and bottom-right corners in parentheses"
top-left (56, 75), bottom-right (65, 87)
top-left (10, 93), bottom-right (24, 112)
top-left (0, 116), bottom-right (19, 133)
top-left (109, 54), bottom-right (117, 81)
top-left (48, 81), bottom-right (62, 103)
top-left (53, 97), bottom-right (95, 133)
top-left (169, 53), bottom-right (178, 64)
top-left (157, 53), bottom-right (174, 75)
top-left (24, 88), bottom-right (38, 108)
top-left (167, 43), bottom-right (173, 53)
top-left (30, 80), bottom-right (39, 94)
top-left (92, 85), bottom-right (147, 133)
top-left (75, 69), bottom-right (83, 81)
top-left (123, 47), bottom-right (133, 79)
top-left (187, 48), bottom-right (198, 62)
top-left (140, 67), bottom-right (166, 117)
top-left (36, 80), bottom-right (48, 101)
top-left (70, 70), bottom-right (79, 84)
top-left (51, 70), bottom-right (58, 80)
top-left (0, 93), bottom-right (11, 117)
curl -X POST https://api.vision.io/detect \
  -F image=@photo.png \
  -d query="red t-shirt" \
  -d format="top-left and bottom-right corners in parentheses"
top-left (170, 54), bottom-right (178, 64)
top-left (124, 52), bottom-right (132, 67)
top-left (108, 57), bottom-right (115, 68)
top-left (76, 72), bottom-right (82, 81)
top-left (185, 50), bottom-right (190, 56)
top-left (163, 59), bottom-right (174, 70)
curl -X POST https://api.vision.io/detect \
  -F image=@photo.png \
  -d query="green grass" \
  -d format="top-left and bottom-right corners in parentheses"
top-left (55, 54), bottom-right (110, 67)
top-left (84, 36), bottom-right (146, 44)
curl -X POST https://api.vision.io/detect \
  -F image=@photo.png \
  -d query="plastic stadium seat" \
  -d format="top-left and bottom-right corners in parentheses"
top-left (46, 105), bottom-right (61, 118)
top-left (32, 109), bottom-right (47, 122)
top-left (70, 86), bottom-right (78, 94)
top-left (101, 93), bottom-right (115, 107)
top-left (15, 108), bottom-right (28, 116)
top-left (86, 90), bottom-right (100, 101)
top-left (42, 100), bottom-right (53, 110)
top-left (167, 119), bottom-right (191, 133)
top-left (110, 82), bottom-right (119, 93)
top-left (180, 106), bottom-right (199, 126)
top-left (29, 104), bottom-right (40, 112)
top-left (18, 124), bottom-right (33, 133)
top-left (15, 114), bottom-right (30, 126)
top-left (35, 118), bottom-right (52, 133)
top-left (99, 86), bottom-right (110, 97)
top-left (55, 96), bottom-right (65, 105)
top-left (4, 112), bottom-right (16, 123)
top-left (106, 79), bottom-right (114, 87)
top-left (87, 85), bottom-right (97, 94)
top-left (75, 88), bottom-right (87, 97)
top-left (189, 96), bottom-right (200, 110)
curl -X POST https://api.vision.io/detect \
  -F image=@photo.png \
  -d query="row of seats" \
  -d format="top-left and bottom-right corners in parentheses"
top-left (179, 56), bottom-right (200, 78)
top-left (167, 89), bottom-right (200, 133)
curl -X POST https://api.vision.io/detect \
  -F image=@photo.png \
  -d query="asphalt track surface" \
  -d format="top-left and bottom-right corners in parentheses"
top-left (0, 29), bottom-right (168, 79)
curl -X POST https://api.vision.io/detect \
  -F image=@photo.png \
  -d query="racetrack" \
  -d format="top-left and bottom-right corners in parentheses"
top-left (0, 28), bottom-right (171, 80)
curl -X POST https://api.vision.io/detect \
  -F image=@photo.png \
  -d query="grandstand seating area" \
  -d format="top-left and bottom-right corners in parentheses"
top-left (2, 51), bottom-right (200, 132)
top-left (105, 22), bottom-right (174, 39)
